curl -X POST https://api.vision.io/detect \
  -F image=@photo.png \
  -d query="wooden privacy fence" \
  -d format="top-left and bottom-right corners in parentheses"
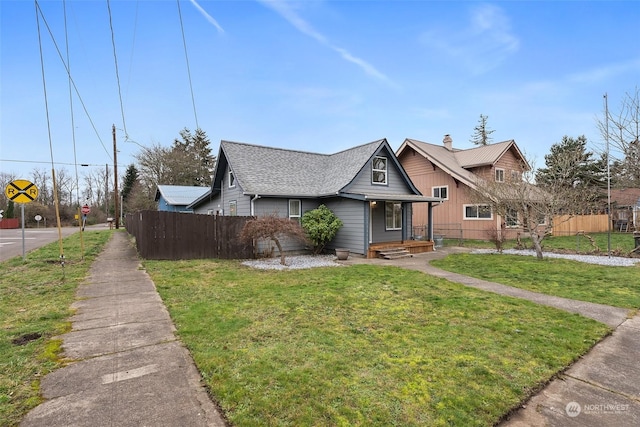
top-left (125, 210), bottom-right (254, 260)
top-left (552, 214), bottom-right (609, 235)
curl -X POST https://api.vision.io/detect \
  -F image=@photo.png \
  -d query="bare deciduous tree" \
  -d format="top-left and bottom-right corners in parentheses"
top-left (470, 156), bottom-right (594, 260)
top-left (597, 87), bottom-right (640, 186)
top-left (240, 213), bottom-right (309, 265)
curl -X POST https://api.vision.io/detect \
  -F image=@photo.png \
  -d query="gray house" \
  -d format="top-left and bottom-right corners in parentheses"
top-left (189, 139), bottom-right (442, 258)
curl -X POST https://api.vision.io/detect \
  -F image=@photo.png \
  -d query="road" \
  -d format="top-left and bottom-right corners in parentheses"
top-left (0, 225), bottom-right (108, 262)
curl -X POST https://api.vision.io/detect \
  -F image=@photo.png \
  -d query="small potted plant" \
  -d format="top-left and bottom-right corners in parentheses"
top-left (335, 248), bottom-right (349, 260)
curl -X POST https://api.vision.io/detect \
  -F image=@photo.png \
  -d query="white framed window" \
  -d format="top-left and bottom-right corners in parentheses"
top-left (228, 169), bottom-right (235, 188)
top-left (229, 200), bottom-right (237, 216)
top-left (464, 204), bottom-right (492, 220)
top-left (432, 185), bottom-right (448, 200)
top-left (495, 168), bottom-right (505, 182)
top-left (505, 208), bottom-right (519, 227)
top-left (289, 199), bottom-right (301, 223)
top-left (385, 201), bottom-right (402, 230)
top-left (372, 156), bottom-right (387, 185)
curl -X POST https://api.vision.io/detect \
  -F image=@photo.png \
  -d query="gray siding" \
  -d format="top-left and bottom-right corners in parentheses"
top-left (221, 167), bottom-right (252, 216)
top-left (253, 198), bottom-right (320, 255)
top-left (345, 146), bottom-right (414, 195)
top-left (324, 198), bottom-right (366, 255)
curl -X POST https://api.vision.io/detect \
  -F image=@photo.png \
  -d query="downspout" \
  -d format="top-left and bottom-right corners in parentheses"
top-left (250, 194), bottom-right (260, 216)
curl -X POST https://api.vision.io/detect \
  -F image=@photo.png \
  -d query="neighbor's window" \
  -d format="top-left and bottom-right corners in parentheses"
top-left (228, 170), bottom-right (235, 188)
top-left (505, 208), bottom-right (519, 227)
top-left (432, 185), bottom-right (448, 200)
top-left (289, 199), bottom-right (301, 223)
top-left (385, 201), bottom-right (402, 230)
top-left (464, 204), bottom-right (492, 220)
top-left (372, 156), bottom-right (387, 185)
top-left (511, 170), bottom-right (521, 181)
top-left (495, 168), bottom-right (505, 182)
top-left (229, 200), bottom-right (237, 216)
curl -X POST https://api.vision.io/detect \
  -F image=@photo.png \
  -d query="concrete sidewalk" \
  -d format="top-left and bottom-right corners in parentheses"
top-left (21, 231), bottom-right (226, 427)
top-left (345, 248), bottom-right (640, 426)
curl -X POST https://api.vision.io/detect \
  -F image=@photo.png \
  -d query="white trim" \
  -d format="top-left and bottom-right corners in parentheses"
top-left (372, 156), bottom-right (388, 185)
top-left (495, 168), bottom-right (505, 182)
top-left (228, 169), bottom-right (235, 188)
top-left (289, 199), bottom-right (301, 222)
top-left (385, 201), bottom-right (402, 230)
top-left (463, 204), bottom-right (493, 220)
top-left (432, 185), bottom-right (449, 200)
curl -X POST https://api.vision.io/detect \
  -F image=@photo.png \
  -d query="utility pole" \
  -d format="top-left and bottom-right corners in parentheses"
top-left (105, 163), bottom-right (109, 216)
top-left (112, 124), bottom-right (120, 229)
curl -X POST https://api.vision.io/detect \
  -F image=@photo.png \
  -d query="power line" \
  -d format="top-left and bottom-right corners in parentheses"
top-left (176, 0), bottom-right (199, 129)
top-left (34, 1), bottom-right (112, 162)
top-left (106, 0), bottom-right (129, 139)
top-left (1, 158), bottom-right (126, 168)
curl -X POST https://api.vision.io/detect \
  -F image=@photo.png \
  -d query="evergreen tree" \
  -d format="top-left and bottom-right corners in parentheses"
top-left (121, 164), bottom-right (139, 202)
top-left (470, 114), bottom-right (495, 146)
top-left (172, 128), bottom-right (216, 186)
top-left (536, 135), bottom-right (606, 212)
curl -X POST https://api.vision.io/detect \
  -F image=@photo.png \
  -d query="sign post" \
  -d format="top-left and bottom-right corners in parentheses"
top-left (81, 204), bottom-right (90, 231)
top-left (5, 180), bottom-right (39, 260)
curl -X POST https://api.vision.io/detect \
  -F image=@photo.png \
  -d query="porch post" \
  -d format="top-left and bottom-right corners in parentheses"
top-left (427, 202), bottom-right (434, 241)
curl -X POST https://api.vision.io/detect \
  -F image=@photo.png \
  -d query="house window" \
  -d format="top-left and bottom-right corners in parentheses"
top-left (511, 170), bottom-right (520, 181)
top-left (372, 156), bottom-right (387, 185)
top-left (229, 200), bottom-right (237, 216)
top-left (228, 170), bottom-right (235, 188)
top-left (385, 201), bottom-right (402, 230)
top-left (289, 199), bottom-right (301, 223)
top-left (495, 168), bottom-right (505, 182)
top-left (464, 204), bottom-right (492, 220)
top-left (505, 208), bottom-right (519, 227)
top-left (432, 186), bottom-right (448, 200)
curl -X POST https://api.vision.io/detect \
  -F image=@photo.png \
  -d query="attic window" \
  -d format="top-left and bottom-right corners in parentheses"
top-left (228, 170), bottom-right (235, 188)
top-left (432, 186), bottom-right (448, 200)
top-left (372, 156), bottom-right (387, 185)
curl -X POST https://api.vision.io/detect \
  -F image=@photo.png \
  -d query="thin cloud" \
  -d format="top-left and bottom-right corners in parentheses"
top-left (257, 0), bottom-right (392, 84)
top-left (421, 4), bottom-right (519, 74)
top-left (568, 58), bottom-right (640, 84)
top-left (190, 0), bottom-right (224, 34)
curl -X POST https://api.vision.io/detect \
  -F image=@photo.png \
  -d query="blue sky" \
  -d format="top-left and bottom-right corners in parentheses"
top-left (1, 0), bottom-right (639, 180)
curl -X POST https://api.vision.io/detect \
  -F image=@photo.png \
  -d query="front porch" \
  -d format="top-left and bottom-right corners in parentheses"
top-left (367, 240), bottom-right (434, 259)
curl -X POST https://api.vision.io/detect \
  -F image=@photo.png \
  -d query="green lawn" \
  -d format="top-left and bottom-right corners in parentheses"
top-left (145, 259), bottom-right (611, 427)
top-left (431, 253), bottom-right (640, 309)
top-left (0, 230), bottom-right (112, 427)
top-left (446, 232), bottom-right (637, 254)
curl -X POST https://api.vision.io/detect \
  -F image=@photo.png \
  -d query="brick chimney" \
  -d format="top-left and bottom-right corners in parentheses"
top-left (443, 134), bottom-right (453, 151)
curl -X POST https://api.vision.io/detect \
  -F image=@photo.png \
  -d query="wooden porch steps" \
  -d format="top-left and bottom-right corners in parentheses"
top-left (376, 247), bottom-right (412, 260)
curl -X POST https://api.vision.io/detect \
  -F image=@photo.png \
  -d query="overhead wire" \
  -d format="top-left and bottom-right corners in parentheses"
top-left (34, 0), bottom-right (65, 271)
top-left (176, 0), bottom-right (200, 129)
top-left (34, 1), bottom-right (112, 163)
top-left (106, 0), bottom-right (129, 139)
top-left (63, 0), bottom-right (85, 259)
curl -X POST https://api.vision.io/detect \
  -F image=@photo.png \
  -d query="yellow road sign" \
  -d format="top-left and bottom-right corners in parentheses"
top-left (5, 179), bottom-right (39, 204)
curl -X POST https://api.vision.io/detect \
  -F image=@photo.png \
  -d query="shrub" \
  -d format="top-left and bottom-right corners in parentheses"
top-left (301, 205), bottom-right (343, 254)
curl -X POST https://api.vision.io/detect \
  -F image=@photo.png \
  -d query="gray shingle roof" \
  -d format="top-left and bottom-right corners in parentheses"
top-left (220, 139), bottom-right (386, 197)
top-left (156, 185), bottom-right (210, 206)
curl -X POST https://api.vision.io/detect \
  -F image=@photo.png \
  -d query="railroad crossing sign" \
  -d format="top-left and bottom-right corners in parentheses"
top-left (5, 179), bottom-right (39, 204)
top-left (81, 204), bottom-right (91, 215)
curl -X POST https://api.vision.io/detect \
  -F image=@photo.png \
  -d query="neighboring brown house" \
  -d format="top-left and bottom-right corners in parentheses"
top-left (397, 135), bottom-right (532, 240)
top-left (611, 188), bottom-right (640, 231)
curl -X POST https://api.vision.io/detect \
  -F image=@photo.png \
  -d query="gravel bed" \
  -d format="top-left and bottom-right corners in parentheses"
top-left (242, 254), bottom-right (343, 270)
top-left (471, 248), bottom-right (640, 267)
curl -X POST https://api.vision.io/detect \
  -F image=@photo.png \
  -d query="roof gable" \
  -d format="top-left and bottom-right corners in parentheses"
top-left (213, 139), bottom-right (406, 197)
top-left (397, 138), bottom-right (529, 189)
